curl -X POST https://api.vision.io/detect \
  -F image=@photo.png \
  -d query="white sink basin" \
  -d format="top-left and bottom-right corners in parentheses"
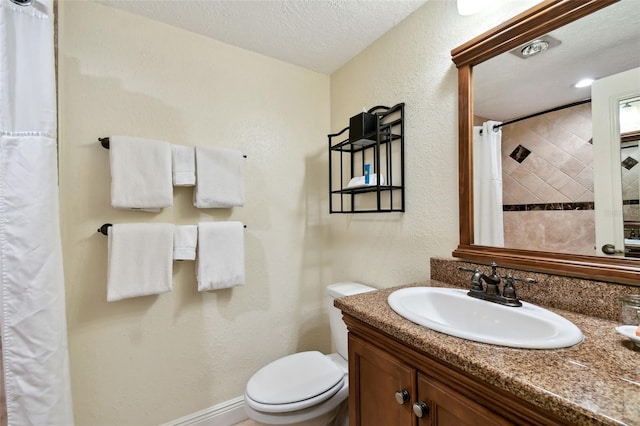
top-left (387, 287), bottom-right (583, 349)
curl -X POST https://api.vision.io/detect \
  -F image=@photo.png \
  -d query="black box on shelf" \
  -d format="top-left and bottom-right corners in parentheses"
top-left (349, 112), bottom-right (377, 145)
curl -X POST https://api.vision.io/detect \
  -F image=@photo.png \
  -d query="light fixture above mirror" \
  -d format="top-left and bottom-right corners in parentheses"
top-left (511, 35), bottom-right (561, 59)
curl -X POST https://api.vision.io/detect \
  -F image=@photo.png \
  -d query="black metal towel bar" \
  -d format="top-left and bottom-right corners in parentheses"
top-left (98, 223), bottom-right (113, 235)
top-left (98, 223), bottom-right (247, 235)
top-left (99, 137), bottom-right (247, 158)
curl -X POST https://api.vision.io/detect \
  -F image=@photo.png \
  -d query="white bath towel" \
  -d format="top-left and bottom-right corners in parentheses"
top-left (107, 223), bottom-right (175, 302)
top-left (194, 146), bottom-right (245, 208)
top-left (196, 222), bottom-right (245, 290)
top-left (171, 144), bottom-right (196, 186)
top-left (109, 136), bottom-right (173, 211)
top-left (174, 225), bottom-right (198, 260)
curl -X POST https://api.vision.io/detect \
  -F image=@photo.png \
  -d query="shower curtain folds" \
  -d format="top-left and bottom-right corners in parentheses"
top-left (0, 1), bottom-right (74, 424)
top-left (473, 121), bottom-right (505, 247)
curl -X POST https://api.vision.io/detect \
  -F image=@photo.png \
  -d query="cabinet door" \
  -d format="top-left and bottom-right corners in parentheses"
top-left (349, 334), bottom-right (416, 426)
top-left (417, 372), bottom-right (514, 426)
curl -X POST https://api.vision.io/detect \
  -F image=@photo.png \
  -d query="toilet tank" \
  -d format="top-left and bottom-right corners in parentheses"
top-left (327, 282), bottom-right (376, 360)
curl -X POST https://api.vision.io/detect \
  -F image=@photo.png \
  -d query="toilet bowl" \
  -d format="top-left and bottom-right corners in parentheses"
top-left (244, 282), bottom-right (376, 426)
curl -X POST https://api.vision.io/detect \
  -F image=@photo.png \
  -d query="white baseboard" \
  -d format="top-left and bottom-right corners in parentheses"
top-left (163, 396), bottom-right (248, 426)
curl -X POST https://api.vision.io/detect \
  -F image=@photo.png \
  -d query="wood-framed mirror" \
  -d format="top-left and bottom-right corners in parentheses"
top-left (451, 0), bottom-right (640, 285)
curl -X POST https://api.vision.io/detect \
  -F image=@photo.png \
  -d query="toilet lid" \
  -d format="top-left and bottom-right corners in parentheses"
top-left (246, 351), bottom-right (344, 408)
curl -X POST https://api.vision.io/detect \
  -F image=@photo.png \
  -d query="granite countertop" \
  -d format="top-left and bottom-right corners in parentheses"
top-left (335, 280), bottom-right (640, 426)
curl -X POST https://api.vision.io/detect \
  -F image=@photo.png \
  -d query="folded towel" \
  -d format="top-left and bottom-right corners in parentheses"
top-left (196, 222), bottom-right (245, 290)
top-left (171, 144), bottom-right (196, 186)
top-left (109, 136), bottom-right (173, 211)
top-left (194, 146), bottom-right (244, 208)
top-left (174, 225), bottom-right (197, 260)
top-left (346, 173), bottom-right (385, 188)
top-left (107, 223), bottom-right (175, 302)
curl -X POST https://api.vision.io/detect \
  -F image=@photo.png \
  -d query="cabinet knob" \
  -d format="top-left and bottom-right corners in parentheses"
top-left (394, 389), bottom-right (410, 405)
top-left (412, 401), bottom-right (430, 418)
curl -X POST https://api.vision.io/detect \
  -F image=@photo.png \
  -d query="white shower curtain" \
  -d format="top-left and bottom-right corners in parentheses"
top-left (0, 0), bottom-right (74, 424)
top-left (473, 121), bottom-right (504, 247)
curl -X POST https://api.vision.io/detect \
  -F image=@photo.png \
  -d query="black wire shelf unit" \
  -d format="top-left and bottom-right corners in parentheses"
top-left (328, 103), bottom-right (405, 214)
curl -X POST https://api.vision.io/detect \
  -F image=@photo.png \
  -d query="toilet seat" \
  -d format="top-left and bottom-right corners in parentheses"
top-left (245, 351), bottom-right (345, 414)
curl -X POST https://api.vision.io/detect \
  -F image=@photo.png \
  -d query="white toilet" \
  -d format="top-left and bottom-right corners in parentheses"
top-left (244, 282), bottom-right (376, 426)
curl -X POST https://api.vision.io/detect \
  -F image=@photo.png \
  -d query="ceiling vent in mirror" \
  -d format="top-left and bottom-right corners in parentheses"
top-left (510, 35), bottom-right (561, 59)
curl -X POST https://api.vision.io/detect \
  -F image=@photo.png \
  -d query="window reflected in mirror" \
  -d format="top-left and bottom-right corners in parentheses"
top-left (621, 97), bottom-right (640, 257)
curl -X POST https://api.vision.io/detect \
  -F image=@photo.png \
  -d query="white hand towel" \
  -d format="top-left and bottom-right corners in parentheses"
top-left (174, 225), bottom-right (197, 260)
top-left (107, 223), bottom-right (175, 302)
top-left (171, 144), bottom-right (196, 186)
top-left (194, 146), bottom-right (245, 208)
top-left (196, 222), bottom-right (245, 290)
top-left (109, 136), bottom-right (173, 211)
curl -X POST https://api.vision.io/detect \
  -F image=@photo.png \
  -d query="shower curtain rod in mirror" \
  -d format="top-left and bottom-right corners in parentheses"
top-left (481, 98), bottom-right (592, 133)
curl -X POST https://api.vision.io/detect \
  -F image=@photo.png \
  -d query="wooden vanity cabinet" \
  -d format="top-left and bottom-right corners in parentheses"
top-left (345, 315), bottom-right (568, 426)
top-left (349, 332), bottom-right (416, 425)
top-left (417, 372), bottom-right (512, 426)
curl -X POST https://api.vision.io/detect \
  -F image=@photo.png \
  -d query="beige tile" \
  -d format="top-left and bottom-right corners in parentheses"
top-left (558, 155), bottom-right (587, 179)
top-left (534, 181), bottom-right (570, 203)
top-left (572, 142), bottom-right (593, 166)
top-left (501, 153), bottom-right (519, 175)
top-left (510, 166), bottom-right (544, 194)
top-left (521, 153), bottom-right (555, 180)
top-left (503, 210), bottom-right (595, 255)
top-left (574, 166), bottom-right (594, 194)
top-left (544, 123), bottom-right (575, 150)
top-left (528, 115), bottom-right (554, 139)
top-left (503, 172), bottom-right (538, 204)
top-left (561, 111), bottom-right (593, 142)
top-left (534, 139), bottom-right (570, 169)
top-left (502, 193), bottom-right (516, 205)
top-left (545, 168), bottom-right (572, 192)
top-left (559, 179), bottom-right (588, 201)
top-left (575, 190), bottom-right (594, 203)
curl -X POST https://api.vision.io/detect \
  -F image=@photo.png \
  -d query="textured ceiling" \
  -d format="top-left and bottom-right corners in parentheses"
top-left (94, 0), bottom-right (638, 121)
top-left (95, 0), bottom-right (428, 74)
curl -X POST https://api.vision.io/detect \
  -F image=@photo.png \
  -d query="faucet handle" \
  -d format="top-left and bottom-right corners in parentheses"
top-left (490, 262), bottom-right (498, 274)
top-left (458, 266), bottom-right (479, 274)
top-left (500, 274), bottom-right (523, 306)
top-left (459, 267), bottom-right (484, 292)
top-left (502, 274), bottom-right (517, 298)
top-left (499, 274), bottom-right (537, 285)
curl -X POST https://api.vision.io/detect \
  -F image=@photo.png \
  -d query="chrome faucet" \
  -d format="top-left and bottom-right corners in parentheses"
top-left (459, 262), bottom-right (536, 307)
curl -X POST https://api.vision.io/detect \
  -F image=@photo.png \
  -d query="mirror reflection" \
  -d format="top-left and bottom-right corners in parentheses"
top-left (472, 0), bottom-right (640, 258)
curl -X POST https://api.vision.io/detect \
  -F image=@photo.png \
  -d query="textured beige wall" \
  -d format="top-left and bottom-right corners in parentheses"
top-left (328, 0), bottom-right (539, 287)
top-left (57, 2), bottom-right (329, 424)
top-left (56, 0), bottom-right (545, 423)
